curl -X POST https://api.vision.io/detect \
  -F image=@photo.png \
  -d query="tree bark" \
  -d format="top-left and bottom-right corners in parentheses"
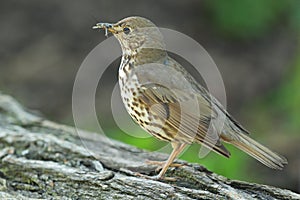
top-left (0, 92), bottom-right (299, 200)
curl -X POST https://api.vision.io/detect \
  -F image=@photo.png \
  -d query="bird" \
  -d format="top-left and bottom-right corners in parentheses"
top-left (92, 16), bottom-right (287, 180)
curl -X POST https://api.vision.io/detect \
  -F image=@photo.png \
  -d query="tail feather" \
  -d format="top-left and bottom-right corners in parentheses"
top-left (230, 134), bottom-right (287, 170)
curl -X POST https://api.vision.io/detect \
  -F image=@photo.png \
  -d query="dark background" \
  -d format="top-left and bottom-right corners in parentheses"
top-left (0, 0), bottom-right (299, 192)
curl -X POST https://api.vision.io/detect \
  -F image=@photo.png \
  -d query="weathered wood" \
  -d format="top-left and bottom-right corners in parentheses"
top-left (0, 92), bottom-right (299, 200)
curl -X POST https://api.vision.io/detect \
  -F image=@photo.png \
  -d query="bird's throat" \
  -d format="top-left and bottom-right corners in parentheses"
top-left (123, 48), bottom-right (167, 66)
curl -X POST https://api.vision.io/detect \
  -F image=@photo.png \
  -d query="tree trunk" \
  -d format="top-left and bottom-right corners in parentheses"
top-left (0, 92), bottom-right (299, 200)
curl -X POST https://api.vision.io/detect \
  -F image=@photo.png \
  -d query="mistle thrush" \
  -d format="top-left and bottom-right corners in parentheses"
top-left (93, 16), bottom-right (287, 180)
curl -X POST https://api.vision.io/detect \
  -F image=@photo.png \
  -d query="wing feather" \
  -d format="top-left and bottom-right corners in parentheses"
top-left (138, 83), bottom-right (231, 157)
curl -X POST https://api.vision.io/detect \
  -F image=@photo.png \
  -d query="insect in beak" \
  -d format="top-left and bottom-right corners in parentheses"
top-left (92, 23), bottom-right (115, 37)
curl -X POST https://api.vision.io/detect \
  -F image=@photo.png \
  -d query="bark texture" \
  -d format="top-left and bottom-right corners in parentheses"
top-left (0, 92), bottom-right (299, 200)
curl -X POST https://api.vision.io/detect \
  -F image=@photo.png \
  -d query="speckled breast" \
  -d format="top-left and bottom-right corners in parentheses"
top-left (118, 57), bottom-right (172, 142)
top-left (118, 58), bottom-right (150, 127)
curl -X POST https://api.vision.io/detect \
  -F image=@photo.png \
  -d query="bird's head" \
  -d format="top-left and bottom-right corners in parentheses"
top-left (93, 16), bottom-right (166, 57)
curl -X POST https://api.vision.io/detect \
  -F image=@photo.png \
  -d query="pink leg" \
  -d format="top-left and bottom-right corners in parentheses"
top-left (156, 143), bottom-right (187, 179)
top-left (136, 143), bottom-right (187, 180)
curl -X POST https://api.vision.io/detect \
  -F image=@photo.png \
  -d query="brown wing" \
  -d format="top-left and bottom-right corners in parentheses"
top-left (138, 83), bottom-right (231, 158)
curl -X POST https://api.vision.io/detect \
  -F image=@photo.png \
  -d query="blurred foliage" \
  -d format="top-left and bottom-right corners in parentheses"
top-left (289, 0), bottom-right (300, 31)
top-left (270, 47), bottom-right (300, 132)
top-left (182, 144), bottom-right (250, 181)
top-left (204, 0), bottom-right (291, 39)
top-left (249, 0), bottom-right (300, 132)
top-left (107, 128), bottom-right (166, 150)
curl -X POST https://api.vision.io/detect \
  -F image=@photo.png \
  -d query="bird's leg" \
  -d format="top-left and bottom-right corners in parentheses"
top-left (146, 143), bottom-right (186, 172)
top-left (156, 143), bottom-right (186, 179)
top-left (136, 143), bottom-right (187, 180)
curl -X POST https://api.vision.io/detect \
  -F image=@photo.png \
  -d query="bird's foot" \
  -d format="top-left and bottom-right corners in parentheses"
top-left (134, 172), bottom-right (176, 181)
top-left (145, 160), bottom-right (184, 172)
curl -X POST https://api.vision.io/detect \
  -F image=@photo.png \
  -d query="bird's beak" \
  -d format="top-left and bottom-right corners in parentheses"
top-left (92, 23), bottom-right (118, 36)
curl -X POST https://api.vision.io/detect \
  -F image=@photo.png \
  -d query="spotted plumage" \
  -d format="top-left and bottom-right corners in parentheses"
top-left (93, 16), bottom-right (287, 180)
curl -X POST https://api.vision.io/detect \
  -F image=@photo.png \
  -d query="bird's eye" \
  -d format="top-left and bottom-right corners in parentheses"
top-left (123, 27), bottom-right (130, 34)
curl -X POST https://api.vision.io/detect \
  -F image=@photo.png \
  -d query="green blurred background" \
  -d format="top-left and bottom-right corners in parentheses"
top-left (0, 0), bottom-right (299, 193)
